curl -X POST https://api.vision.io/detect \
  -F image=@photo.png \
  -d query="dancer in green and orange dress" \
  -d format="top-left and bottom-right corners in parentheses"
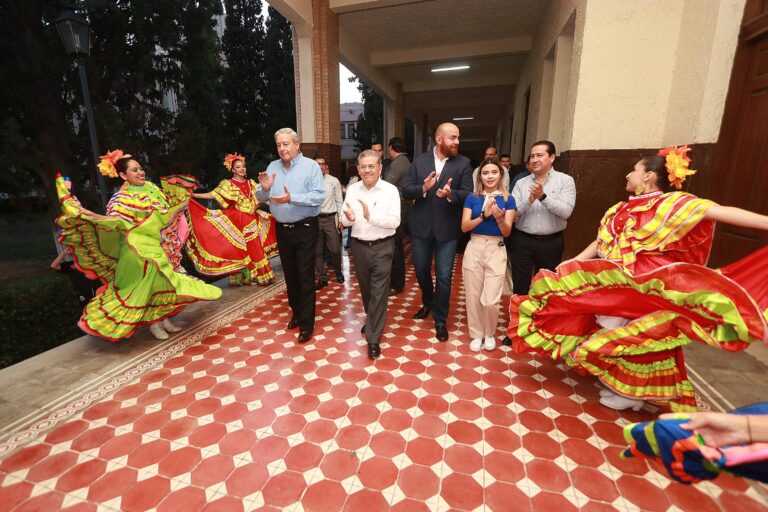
top-left (186, 153), bottom-right (277, 286)
top-left (509, 146), bottom-right (768, 411)
top-left (56, 150), bottom-right (222, 341)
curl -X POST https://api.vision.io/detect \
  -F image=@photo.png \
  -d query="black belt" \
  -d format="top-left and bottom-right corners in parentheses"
top-left (352, 235), bottom-right (395, 247)
top-left (515, 229), bottom-right (563, 240)
top-left (277, 217), bottom-right (316, 229)
top-left (318, 212), bottom-right (337, 218)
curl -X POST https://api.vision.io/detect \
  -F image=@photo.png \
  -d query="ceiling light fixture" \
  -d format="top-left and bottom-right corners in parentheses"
top-left (431, 65), bottom-right (470, 73)
top-left (452, 117), bottom-right (474, 121)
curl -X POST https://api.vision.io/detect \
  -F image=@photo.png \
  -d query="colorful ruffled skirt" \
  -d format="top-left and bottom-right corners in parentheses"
top-left (186, 200), bottom-right (277, 286)
top-left (56, 176), bottom-right (222, 341)
top-left (509, 247), bottom-right (768, 411)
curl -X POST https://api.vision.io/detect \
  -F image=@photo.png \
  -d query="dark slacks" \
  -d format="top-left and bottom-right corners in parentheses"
top-left (510, 229), bottom-right (564, 295)
top-left (315, 215), bottom-right (342, 278)
top-left (351, 237), bottom-right (395, 345)
top-left (276, 217), bottom-right (319, 331)
top-left (411, 236), bottom-right (459, 325)
top-left (390, 203), bottom-right (409, 291)
top-left (503, 233), bottom-right (514, 271)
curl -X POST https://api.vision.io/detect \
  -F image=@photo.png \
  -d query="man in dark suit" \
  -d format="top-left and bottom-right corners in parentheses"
top-left (403, 122), bottom-right (473, 341)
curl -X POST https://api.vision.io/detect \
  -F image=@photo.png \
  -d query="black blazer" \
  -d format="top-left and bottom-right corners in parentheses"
top-left (403, 150), bottom-right (473, 241)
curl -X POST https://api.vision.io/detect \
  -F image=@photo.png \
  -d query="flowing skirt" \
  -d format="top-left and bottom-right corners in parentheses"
top-left (55, 176), bottom-right (222, 341)
top-left (508, 247), bottom-right (768, 411)
top-left (186, 200), bottom-right (277, 286)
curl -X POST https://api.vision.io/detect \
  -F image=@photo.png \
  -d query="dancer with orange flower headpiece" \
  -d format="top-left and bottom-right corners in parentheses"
top-left (55, 150), bottom-right (222, 341)
top-left (508, 146), bottom-right (768, 412)
top-left (186, 152), bottom-right (277, 286)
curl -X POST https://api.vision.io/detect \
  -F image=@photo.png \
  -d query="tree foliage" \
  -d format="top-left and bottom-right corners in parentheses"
top-left (260, 5), bottom-right (296, 166)
top-left (221, 0), bottom-right (266, 176)
top-left (170, 0), bottom-right (225, 180)
top-left (352, 78), bottom-right (383, 153)
top-left (0, 0), bottom-right (296, 212)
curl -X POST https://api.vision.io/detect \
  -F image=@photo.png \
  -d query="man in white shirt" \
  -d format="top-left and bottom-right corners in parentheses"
top-left (510, 140), bottom-right (576, 295)
top-left (341, 149), bottom-right (401, 359)
top-left (315, 157), bottom-right (344, 288)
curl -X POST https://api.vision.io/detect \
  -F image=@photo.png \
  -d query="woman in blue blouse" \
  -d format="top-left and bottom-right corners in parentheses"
top-left (461, 158), bottom-right (516, 352)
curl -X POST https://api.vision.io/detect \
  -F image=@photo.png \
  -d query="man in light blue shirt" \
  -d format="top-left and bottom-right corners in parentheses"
top-left (257, 128), bottom-right (324, 342)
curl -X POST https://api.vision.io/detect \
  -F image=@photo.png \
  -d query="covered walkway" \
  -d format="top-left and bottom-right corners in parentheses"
top-left (0, 251), bottom-right (766, 511)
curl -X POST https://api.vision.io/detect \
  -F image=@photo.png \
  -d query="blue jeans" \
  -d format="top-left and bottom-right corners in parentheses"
top-left (411, 237), bottom-right (458, 325)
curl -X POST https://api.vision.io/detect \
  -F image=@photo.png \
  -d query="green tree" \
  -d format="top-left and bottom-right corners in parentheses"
top-left (85, 0), bottom-right (188, 185)
top-left (221, 0), bottom-right (266, 178)
top-left (352, 79), bottom-right (383, 153)
top-left (170, 0), bottom-right (225, 181)
top-left (0, 1), bottom-right (79, 216)
top-left (260, 6), bottom-right (295, 166)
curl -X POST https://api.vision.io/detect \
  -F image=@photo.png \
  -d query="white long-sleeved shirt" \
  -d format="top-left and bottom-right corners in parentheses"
top-left (511, 168), bottom-right (576, 235)
top-left (340, 178), bottom-right (401, 241)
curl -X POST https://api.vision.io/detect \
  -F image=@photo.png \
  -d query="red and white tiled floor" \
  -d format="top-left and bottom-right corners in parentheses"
top-left (1, 254), bottom-right (766, 511)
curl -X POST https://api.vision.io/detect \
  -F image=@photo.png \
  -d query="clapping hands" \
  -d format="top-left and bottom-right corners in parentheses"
top-left (258, 171), bottom-right (275, 191)
top-left (270, 186), bottom-right (291, 204)
top-left (436, 178), bottom-right (452, 199)
top-left (422, 171), bottom-right (437, 194)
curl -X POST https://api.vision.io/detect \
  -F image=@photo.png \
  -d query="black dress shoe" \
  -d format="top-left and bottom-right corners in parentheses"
top-left (287, 317), bottom-right (300, 330)
top-left (335, 273), bottom-right (345, 284)
top-left (367, 343), bottom-right (381, 359)
top-left (413, 306), bottom-right (431, 319)
top-left (297, 330), bottom-right (313, 343)
top-left (360, 324), bottom-right (366, 334)
top-left (501, 336), bottom-right (512, 346)
top-left (315, 279), bottom-right (328, 290)
top-left (435, 324), bottom-right (449, 342)
top-left (390, 287), bottom-right (404, 296)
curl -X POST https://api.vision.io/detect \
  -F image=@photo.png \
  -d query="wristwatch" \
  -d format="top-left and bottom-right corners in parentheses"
top-left (540, 193), bottom-right (547, 202)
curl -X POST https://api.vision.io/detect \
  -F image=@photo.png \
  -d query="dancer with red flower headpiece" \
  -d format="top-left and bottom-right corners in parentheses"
top-left (186, 153), bottom-right (278, 286)
top-left (56, 150), bottom-right (222, 341)
top-left (509, 146), bottom-right (768, 411)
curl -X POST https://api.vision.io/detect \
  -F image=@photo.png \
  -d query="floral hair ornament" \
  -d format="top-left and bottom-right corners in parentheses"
top-left (223, 153), bottom-right (246, 171)
top-left (658, 145), bottom-right (697, 190)
top-left (97, 149), bottom-right (131, 178)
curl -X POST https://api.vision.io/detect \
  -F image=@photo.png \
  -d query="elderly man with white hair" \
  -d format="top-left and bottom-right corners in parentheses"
top-left (257, 128), bottom-right (325, 343)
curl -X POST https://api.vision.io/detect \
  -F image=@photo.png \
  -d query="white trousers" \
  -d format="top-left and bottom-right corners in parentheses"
top-left (462, 236), bottom-right (507, 340)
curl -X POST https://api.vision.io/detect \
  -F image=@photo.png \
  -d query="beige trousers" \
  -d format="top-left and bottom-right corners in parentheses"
top-left (462, 235), bottom-right (507, 340)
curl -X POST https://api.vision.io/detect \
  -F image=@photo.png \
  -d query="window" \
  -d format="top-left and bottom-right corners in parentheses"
top-left (340, 124), bottom-right (347, 139)
top-left (348, 123), bottom-right (356, 138)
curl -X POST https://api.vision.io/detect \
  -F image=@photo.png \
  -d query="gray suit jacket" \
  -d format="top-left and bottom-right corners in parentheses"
top-left (384, 153), bottom-right (410, 198)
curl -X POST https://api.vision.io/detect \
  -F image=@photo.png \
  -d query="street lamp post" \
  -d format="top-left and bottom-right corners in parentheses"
top-left (55, 7), bottom-right (108, 208)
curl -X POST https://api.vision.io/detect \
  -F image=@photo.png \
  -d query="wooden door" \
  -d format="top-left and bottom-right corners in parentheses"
top-left (708, 0), bottom-right (768, 266)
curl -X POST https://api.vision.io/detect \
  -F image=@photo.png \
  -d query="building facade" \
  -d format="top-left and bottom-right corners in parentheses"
top-left (268, 0), bottom-right (767, 261)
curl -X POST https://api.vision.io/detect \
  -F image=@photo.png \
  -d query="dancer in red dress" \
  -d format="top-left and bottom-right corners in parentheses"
top-left (509, 146), bottom-right (768, 411)
top-left (186, 153), bottom-right (277, 286)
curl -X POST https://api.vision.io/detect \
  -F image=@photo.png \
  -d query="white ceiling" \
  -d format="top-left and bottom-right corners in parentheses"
top-left (337, 0), bottom-right (544, 51)
top-left (334, 0), bottom-right (551, 157)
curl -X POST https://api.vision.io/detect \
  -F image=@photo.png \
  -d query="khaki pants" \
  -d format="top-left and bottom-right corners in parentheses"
top-left (462, 235), bottom-right (507, 340)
